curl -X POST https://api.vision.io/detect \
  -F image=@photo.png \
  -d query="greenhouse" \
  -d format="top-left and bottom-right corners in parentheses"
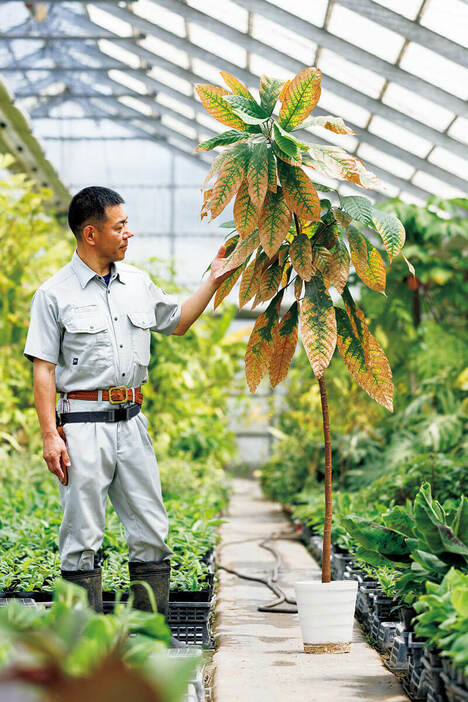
top-left (0, 0), bottom-right (467, 700)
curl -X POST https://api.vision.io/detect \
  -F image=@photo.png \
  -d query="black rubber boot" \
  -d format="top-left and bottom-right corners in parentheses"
top-left (128, 559), bottom-right (188, 648)
top-left (61, 566), bottom-right (103, 613)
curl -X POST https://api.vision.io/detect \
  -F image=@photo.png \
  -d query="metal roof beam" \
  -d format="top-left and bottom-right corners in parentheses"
top-left (333, 0), bottom-right (468, 69)
top-left (91, 1), bottom-right (468, 160)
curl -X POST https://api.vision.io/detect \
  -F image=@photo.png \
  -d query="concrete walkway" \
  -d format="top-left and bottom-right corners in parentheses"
top-left (212, 479), bottom-right (408, 702)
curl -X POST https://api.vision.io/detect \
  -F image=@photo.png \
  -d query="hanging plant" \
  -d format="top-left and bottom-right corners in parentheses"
top-left (194, 67), bottom-right (411, 604)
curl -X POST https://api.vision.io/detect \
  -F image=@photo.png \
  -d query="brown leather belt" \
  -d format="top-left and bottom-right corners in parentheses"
top-left (61, 386), bottom-right (143, 405)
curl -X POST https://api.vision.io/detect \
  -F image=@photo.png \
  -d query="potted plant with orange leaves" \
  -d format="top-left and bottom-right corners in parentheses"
top-left (194, 67), bottom-right (411, 654)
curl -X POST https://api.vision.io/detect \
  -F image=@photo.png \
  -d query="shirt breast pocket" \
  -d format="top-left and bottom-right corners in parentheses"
top-left (127, 310), bottom-right (156, 366)
top-left (62, 311), bottom-right (110, 369)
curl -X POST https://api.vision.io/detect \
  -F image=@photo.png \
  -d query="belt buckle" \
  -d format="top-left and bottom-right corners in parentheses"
top-left (108, 385), bottom-right (128, 404)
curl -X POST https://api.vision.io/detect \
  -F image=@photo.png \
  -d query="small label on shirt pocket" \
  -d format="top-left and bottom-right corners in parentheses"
top-left (127, 311), bottom-right (156, 366)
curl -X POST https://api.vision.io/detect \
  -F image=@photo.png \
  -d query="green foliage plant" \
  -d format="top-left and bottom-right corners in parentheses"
top-left (195, 67), bottom-right (408, 582)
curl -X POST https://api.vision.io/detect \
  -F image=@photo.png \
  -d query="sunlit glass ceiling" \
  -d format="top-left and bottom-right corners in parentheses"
top-left (0, 0), bottom-right (467, 206)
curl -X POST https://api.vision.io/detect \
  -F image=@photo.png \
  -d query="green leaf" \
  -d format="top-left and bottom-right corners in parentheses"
top-left (273, 123), bottom-right (301, 161)
top-left (259, 75), bottom-right (285, 115)
top-left (339, 195), bottom-right (374, 228)
top-left (451, 495), bottom-right (468, 543)
top-left (196, 129), bottom-right (249, 152)
top-left (371, 208), bottom-right (406, 260)
top-left (223, 95), bottom-right (269, 125)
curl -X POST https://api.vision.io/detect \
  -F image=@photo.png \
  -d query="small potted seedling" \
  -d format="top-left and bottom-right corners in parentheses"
top-left (195, 67), bottom-right (409, 653)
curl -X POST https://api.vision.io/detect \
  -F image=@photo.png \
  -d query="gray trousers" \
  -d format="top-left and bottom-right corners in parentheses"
top-left (57, 396), bottom-right (173, 571)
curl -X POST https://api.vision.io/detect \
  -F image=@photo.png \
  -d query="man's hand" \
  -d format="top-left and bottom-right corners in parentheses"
top-left (43, 429), bottom-right (70, 486)
top-left (208, 244), bottom-right (235, 288)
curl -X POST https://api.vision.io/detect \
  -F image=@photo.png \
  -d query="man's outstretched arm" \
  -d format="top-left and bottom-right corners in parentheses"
top-left (172, 244), bottom-right (231, 336)
top-left (33, 358), bottom-right (70, 485)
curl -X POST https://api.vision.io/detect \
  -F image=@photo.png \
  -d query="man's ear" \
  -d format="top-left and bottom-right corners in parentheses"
top-left (82, 224), bottom-right (96, 246)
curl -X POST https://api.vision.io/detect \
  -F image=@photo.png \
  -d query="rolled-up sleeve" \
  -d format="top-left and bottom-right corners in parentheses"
top-left (146, 276), bottom-right (182, 336)
top-left (24, 289), bottom-right (61, 364)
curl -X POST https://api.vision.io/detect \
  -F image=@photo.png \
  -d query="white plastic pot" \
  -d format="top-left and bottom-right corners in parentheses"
top-left (294, 580), bottom-right (358, 654)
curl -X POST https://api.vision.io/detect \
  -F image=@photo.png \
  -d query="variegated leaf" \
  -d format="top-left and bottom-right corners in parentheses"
top-left (245, 291), bottom-right (283, 392)
top-left (268, 301), bottom-right (299, 388)
top-left (277, 160), bottom-right (321, 221)
top-left (220, 71), bottom-right (254, 100)
top-left (195, 83), bottom-right (253, 131)
top-left (234, 180), bottom-right (260, 238)
top-left (277, 244), bottom-right (289, 269)
top-left (280, 263), bottom-right (291, 288)
top-left (196, 129), bottom-right (249, 152)
top-left (300, 276), bottom-right (337, 378)
top-left (239, 249), bottom-right (266, 308)
top-left (312, 245), bottom-right (333, 288)
top-left (335, 306), bottom-right (393, 412)
top-left (298, 115), bottom-right (354, 135)
top-left (259, 189), bottom-right (291, 258)
top-left (294, 275), bottom-right (303, 300)
top-left (259, 75), bottom-right (285, 115)
top-left (279, 79), bottom-right (291, 102)
top-left (267, 147), bottom-right (278, 192)
top-left (327, 229), bottom-right (350, 294)
top-left (223, 94), bottom-right (270, 125)
top-left (303, 145), bottom-right (379, 189)
top-left (332, 207), bottom-right (352, 228)
top-left (347, 227), bottom-right (386, 294)
top-left (246, 141), bottom-right (269, 208)
top-left (209, 142), bottom-right (250, 219)
top-left (259, 262), bottom-right (282, 302)
top-left (339, 195), bottom-right (373, 227)
top-left (273, 123), bottom-right (302, 161)
top-left (272, 141), bottom-right (303, 167)
top-left (290, 231), bottom-right (313, 280)
top-left (214, 260), bottom-right (247, 309)
top-left (279, 67), bottom-right (322, 131)
top-left (371, 209), bottom-right (406, 261)
top-left (202, 148), bottom-right (233, 189)
top-left (201, 188), bottom-right (213, 220)
top-left (219, 227), bottom-right (260, 275)
top-left (224, 233), bottom-right (240, 256)
top-left (341, 285), bottom-right (369, 361)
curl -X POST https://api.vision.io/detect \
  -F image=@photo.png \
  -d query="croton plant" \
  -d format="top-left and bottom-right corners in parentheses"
top-left (195, 67), bottom-right (412, 582)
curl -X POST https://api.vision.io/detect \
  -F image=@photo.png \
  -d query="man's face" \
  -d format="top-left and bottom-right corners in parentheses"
top-left (87, 204), bottom-right (134, 261)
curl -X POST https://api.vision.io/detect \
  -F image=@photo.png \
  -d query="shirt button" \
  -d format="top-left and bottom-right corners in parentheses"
top-left (107, 290), bottom-right (110, 294)
top-left (114, 316), bottom-right (118, 320)
top-left (122, 372), bottom-right (125, 377)
top-left (90, 325), bottom-right (94, 329)
top-left (119, 344), bottom-right (123, 348)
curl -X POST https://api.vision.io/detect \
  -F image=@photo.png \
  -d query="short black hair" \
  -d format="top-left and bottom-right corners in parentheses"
top-left (68, 186), bottom-right (125, 240)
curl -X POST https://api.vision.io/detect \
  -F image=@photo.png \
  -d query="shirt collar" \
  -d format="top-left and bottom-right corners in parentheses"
top-left (71, 250), bottom-right (126, 288)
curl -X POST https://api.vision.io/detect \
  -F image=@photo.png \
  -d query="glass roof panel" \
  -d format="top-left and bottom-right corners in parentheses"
top-left (328, 5), bottom-right (405, 63)
top-left (370, 0), bottom-right (424, 21)
top-left (248, 55), bottom-right (292, 81)
top-left (357, 143), bottom-right (416, 180)
top-left (133, 0), bottom-right (186, 37)
top-left (367, 115), bottom-right (432, 159)
top-left (156, 94), bottom-right (195, 120)
top-left (304, 126), bottom-right (358, 153)
top-left (318, 88), bottom-right (371, 128)
top-left (108, 70), bottom-right (148, 95)
top-left (148, 66), bottom-right (192, 95)
top-left (191, 57), bottom-right (229, 84)
top-left (419, 0), bottom-right (468, 48)
top-left (382, 82), bottom-right (454, 131)
top-left (140, 35), bottom-right (190, 70)
top-left (195, 111), bottom-right (225, 133)
top-left (98, 40), bottom-right (141, 71)
top-left (189, 25), bottom-right (247, 67)
top-left (448, 117), bottom-right (468, 145)
top-left (400, 42), bottom-right (468, 100)
top-left (161, 114), bottom-right (198, 140)
top-left (317, 48), bottom-right (386, 99)
top-left (251, 15), bottom-right (316, 65)
top-left (87, 5), bottom-right (132, 36)
top-left (263, 0), bottom-right (328, 26)
top-left (186, 0), bottom-right (249, 33)
top-left (372, 178), bottom-right (400, 198)
top-left (427, 147), bottom-right (468, 181)
top-left (399, 191), bottom-right (427, 206)
top-left (412, 170), bottom-right (465, 198)
top-left (119, 96), bottom-right (153, 116)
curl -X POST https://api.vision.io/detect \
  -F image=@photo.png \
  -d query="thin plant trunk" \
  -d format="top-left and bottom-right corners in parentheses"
top-left (318, 374), bottom-right (332, 583)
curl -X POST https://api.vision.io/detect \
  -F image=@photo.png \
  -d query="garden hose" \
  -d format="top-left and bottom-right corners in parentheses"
top-left (216, 531), bottom-right (301, 614)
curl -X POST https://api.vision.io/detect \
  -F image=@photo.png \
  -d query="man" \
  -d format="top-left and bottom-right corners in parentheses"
top-left (23, 186), bottom-right (229, 644)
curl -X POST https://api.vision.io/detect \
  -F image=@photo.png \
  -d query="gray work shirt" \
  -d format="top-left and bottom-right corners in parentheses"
top-left (24, 250), bottom-right (182, 393)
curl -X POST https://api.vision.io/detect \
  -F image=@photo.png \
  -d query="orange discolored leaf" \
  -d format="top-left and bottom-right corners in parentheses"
top-left (268, 301), bottom-right (299, 388)
top-left (245, 291), bottom-right (283, 392)
top-left (239, 249), bottom-right (266, 308)
top-left (294, 275), bottom-right (303, 301)
top-left (209, 142), bottom-right (250, 220)
top-left (267, 147), bottom-right (278, 192)
top-left (277, 160), bottom-right (321, 221)
top-left (300, 115), bottom-right (355, 135)
top-left (219, 227), bottom-right (260, 276)
top-left (258, 261), bottom-right (282, 302)
top-left (279, 67), bottom-right (322, 131)
top-left (347, 227), bottom-right (386, 294)
top-left (258, 189), bottom-right (291, 258)
top-left (336, 306), bottom-right (393, 411)
top-left (214, 259), bottom-right (248, 310)
top-left (220, 71), bottom-right (254, 100)
top-left (201, 188), bottom-right (213, 220)
top-left (300, 276), bottom-right (337, 379)
top-left (280, 262), bottom-right (291, 288)
top-left (196, 83), bottom-right (252, 131)
top-left (290, 231), bottom-right (313, 280)
top-left (303, 145), bottom-right (379, 189)
top-left (246, 141), bottom-right (269, 208)
top-left (234, 180), bottom-right (261, 238)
